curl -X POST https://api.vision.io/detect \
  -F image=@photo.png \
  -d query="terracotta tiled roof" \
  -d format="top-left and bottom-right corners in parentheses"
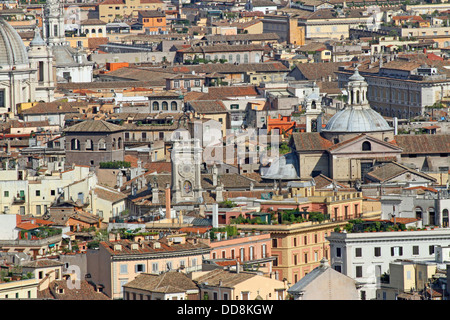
top-left (99, 238), bottom-right (210, 256)
top-left (38, 280), bottom-right (110, 300)
top-left (178, 44), bottom-right (266, 54)
top-left (290, 132), bottom-right (333, 151)
top-left (193, 269), bottom-right (255, 288)
top-left (94, 186), bottom-right (127, 203)
top-left (63, 119), bottom-right (125, 132)
top-left (21, 101), bottom-right (83, 115)
top-left (138, 10), bottom-right (165, 17)
top-left (393, 134), bottom-right (450, 154)
top-left (123, 271), bottom-right (198, 293)
top-left (22, 259), bottom-right (64, 268)
top-left (188, 100), bottom-right (228, 114)
top-left (291, 62), bottom-right (350, 81)
top-left (196, 85), bottom-right (260, 100)
top-left (365, 162), bottom-right (436, 183)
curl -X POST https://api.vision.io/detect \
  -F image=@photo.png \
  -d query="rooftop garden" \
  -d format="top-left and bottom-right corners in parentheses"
top-left (230, 209), bottom-right (330, 226)
top-left (335, 219), bottom-right (407, 233)
top-left (99, 161), bottom-right (131, 169)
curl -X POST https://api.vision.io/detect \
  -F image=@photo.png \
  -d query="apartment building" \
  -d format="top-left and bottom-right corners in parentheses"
top-left (98, 0), bottom-right (164, 23)
top-left (326, 228), bottom-right (450, 300)
top-left (207, 231), bottom-right (274, 276)
top-left (86, 234), bottom-right (211, 299)
top-left (0, 163), bottom-right (93, 216)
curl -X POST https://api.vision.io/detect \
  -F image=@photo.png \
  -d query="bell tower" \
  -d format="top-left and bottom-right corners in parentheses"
top-left (304, 82), bottom-right (323, 132)
top-left (43, 0), bottom-right (66, 46)
top-left (28, 27), bottom-right (55, 102)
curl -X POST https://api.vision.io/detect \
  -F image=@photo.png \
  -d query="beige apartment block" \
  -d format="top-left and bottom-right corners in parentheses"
top-left (99, 0), bottom-right (164, 23)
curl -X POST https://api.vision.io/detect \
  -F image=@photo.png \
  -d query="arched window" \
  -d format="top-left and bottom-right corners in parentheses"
top-left (152, 101), bottom-right (159, 111)
top-left (71, 139), bottom-right (80, 150)
top-left (98, 28), bottom-right (103, 34)
top-left (362, 141), bottom-right (371, 151)
top-left (244, 53), bottom-right (249, 63)
top-left (443, 209), bottom-right (449, 228)
top-left (162, 101), bottom-right (168, 110)
top-left (171, 101), bottom-right (178, 111)
top-left (118, 137), bottom-right (122, 149)
top-left (228, 54), bottom-right (233, 63)
top-left (112, 138), bottom-right (116, 150)
top-left (98, 138), bottom-right (107, 150)
top-left (415, 207), bottom-right (423, 220)
top-left (86, 139), bottom-right (93, 151)
top-left (91, 28), bottom-right (96, 34)
top-left (311, 101), bottom-right (316, 109)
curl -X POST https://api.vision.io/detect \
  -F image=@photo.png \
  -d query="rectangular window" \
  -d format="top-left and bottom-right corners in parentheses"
top-left (272, 238), bottom-right (278, 248)
top-left (0, 89), bottom-right (5, 108)
top-left (374, 247), bottom-right (381, 257)
top-left (120, 264), bottom-right (128, 274)
top-left (429, 245), bottom-right (435, 255)
top-left (36, 190), bottom-right (41, 197)
top-left (336, 247), bottom-right (341, 257)
top-left (356, 266), bottom-right (363, 278)
top-left (135, 264), bottom-right (145, 273)
top-left (230, 104), bottom-right (239, 110)
top-left (152, 263), bottom-right (159, 273)
top-left (413, 246), bottom-right (419, 255)
top-left (4, 191), bottom-right (9, 197)
top-left (391, 246), bottom-right (403, 257)
top-left (355, 248), bottom-right (362, 257)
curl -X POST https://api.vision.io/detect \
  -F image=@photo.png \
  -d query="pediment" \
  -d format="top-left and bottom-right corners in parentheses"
top-left (328, 134), bottom-right (402, 154)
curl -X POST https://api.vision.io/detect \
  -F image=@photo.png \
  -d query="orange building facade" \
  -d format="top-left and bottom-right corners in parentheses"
top-left (138, 10), bottom-right (167, 34)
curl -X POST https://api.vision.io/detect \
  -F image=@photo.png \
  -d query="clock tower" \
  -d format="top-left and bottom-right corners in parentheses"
top-left (171, 138), bottom-right (203, 204)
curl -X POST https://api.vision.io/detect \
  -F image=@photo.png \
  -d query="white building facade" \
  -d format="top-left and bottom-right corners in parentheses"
top-left (327, 229), bottom-right (450, 300)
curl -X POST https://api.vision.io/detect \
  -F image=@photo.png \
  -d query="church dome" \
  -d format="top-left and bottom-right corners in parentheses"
top-left (0, 18), bottom-right (29, 66)
top-left (323, 68), bottom-right (392, 134)
top-left (322, 106), bottom-right (392, 133)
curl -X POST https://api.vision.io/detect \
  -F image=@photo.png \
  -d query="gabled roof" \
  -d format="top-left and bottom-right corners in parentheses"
top-left (123, 271), bottom-right (198, 293)
top-left (187, 100), bottom-right (228, 114)
top-left (21, 101), bottom-right (83, 115)
top-left (327, 134), bottom-right (402, 152)
top-left (194, 269), bottom-right (256, 288)
top-left (365, 161), bottom-right (437, 183)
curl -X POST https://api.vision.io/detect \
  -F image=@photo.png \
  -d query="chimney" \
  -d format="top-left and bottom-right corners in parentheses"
top-left (212, 164), bottom-right (218, 186)
top-left (212, 203), bottom-right (219, 228)
top-left (116, 171), bottom-right (124, 188)
top-left (165, 184), bottom-right (171, 220)
top-left (394, 117), bottom-right (398, 135)
top-left (152, 182), bottom-right (159, 204)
